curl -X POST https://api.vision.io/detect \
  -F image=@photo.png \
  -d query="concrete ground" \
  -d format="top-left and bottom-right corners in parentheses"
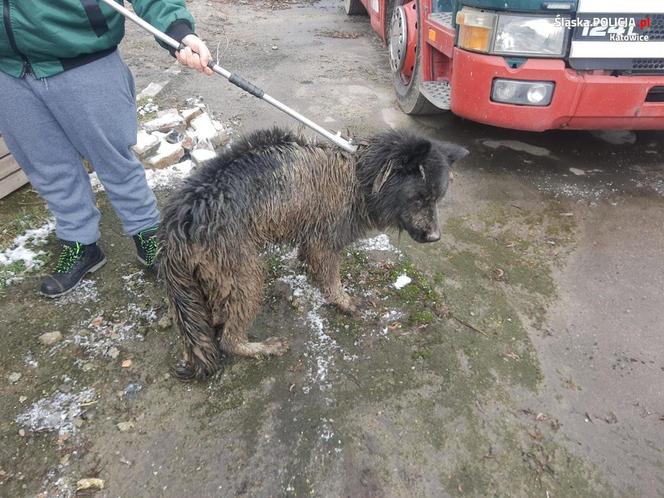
top-left (1, 0), bottom-right (663, 496)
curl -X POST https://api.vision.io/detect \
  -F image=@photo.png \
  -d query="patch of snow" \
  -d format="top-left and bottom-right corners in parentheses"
top-left (281, 247), bottom-right (299, 261)
top-left (536, 176), bottom-right (618, 201)
top-left (319, 417), bottom-right (335, 442)
top-left (145, 160), bottom-right (194, 189)
top-left (16, 389), bottom-right (95, 435)
top-left (631, 167), bottom-right (664, 197)
top-left (89, 171), bottom-right (103, 192)
top-left (279, 273), bottom-right (338, 391)
top-left (377, 310), bottom-right (405, 338)
top-left (393, 275), bottom-right (412, 289)
top-left (54, 279), bottom-right (98, 307)
top-left (353, 234), bottom-right (400, 253)
top-left (137, 99), bottom-right (159, 115)
top-left (67, 308), bottom-right (150, 358)
top-left (361, 308), bottom-right (379, 320)
top-left (122, 271), bottom-right (148, 297)
top-left (191, 148), bottom-right (217, 164)
top-left (126, 302), bottom-right (157, 323)
top-left (41, 471), bottom-right (76, 498)
top-left (634, 177), bottom-right (664, 196)
top-left (381, 309), bottom-right (405, 322)
top-left (90, 160), bottom-right (195, 193)
top-left (24, 352), bottom-right (39, 369)
top-left (0, 219), bottom-right (55, 270)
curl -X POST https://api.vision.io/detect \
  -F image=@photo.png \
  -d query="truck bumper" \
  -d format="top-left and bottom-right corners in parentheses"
top-left (449, 48), bottom-right (664, 131)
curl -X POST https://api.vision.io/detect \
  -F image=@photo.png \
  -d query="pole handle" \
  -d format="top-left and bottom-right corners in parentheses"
top-left (228, 73), bottom-right (265, 99)
top-left (207, 62), bottom-right (265, 99)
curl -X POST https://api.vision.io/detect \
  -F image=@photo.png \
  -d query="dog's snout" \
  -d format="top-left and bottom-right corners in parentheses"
top-left (425, 231), bottom-right (441, 242)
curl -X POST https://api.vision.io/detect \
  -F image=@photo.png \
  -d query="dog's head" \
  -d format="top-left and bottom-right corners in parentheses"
top-left (358, 131), bottom-right (468, 243)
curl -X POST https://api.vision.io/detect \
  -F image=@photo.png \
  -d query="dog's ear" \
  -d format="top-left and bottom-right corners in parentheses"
top-left (405, 139), bottom-right (432, 167)
top-left (440, 142), bottom-right (469, 165)
top-left (395, 138), bottom-right (432, 175)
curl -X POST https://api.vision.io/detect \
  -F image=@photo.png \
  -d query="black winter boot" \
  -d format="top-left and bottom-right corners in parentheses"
top-left (133, 226), bottom-right (159, 270)
top-left (40, 241), bottom-right (106, 298)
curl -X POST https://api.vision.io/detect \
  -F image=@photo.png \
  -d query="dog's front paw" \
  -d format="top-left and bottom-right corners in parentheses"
top-left (263, 336), bottom-right (290, 356)
top-left (332, 294), bottom-right (360, 317)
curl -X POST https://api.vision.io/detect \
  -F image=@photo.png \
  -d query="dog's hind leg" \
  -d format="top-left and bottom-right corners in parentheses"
top-left (160, 252), bottom-right (224, 381)
top-left (219, 256), bottom-right (290, 358)
top-left (300, 244), bottom-right (356, 314)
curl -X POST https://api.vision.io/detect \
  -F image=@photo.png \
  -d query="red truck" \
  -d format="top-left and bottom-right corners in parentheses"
top-left (345, 0), bottom-right (664, 131)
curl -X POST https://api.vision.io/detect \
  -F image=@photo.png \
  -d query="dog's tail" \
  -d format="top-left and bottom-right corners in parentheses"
top-left (158, 227), bottom-right (223, 381)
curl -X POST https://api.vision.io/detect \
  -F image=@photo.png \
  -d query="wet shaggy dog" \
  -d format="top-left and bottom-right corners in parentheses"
top-left (159, 127), bottom-right (468, 380)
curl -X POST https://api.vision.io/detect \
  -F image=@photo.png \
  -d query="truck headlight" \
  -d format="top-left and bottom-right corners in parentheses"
top-left (493, 15), bottom-right (566, 56)
top-left (456, 8), bottom-right (567, 57)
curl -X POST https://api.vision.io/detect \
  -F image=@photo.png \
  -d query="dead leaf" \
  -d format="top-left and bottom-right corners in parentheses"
top-left (504, 350), bottom-right (520, 360)
top-left (76, 478), bottom-right (104, 491)
top-left (121, 359), bottom-right (133, 368)
top-left (528, 428), bottom-right (544, 441)
top-left (117, 421), bottom-right (134, 432)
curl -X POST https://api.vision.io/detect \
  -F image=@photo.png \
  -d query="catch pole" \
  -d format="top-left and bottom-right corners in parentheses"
top-left (98, 0), bottom-right (357, 153)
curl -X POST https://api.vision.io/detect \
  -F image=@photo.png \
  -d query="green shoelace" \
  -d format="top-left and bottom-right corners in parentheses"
top-left (139, 231), bottom-right (159, 266)
top-left (54, 242), bottom-right (83, 273)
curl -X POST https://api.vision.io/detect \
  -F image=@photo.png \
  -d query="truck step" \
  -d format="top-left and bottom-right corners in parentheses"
top-left (420, 80), bottom-right (451, 110)
top-left (428, 12), bottom-right (454, 31)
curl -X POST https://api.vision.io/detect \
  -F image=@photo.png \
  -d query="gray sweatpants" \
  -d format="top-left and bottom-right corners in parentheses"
top-left (0, 50), bottom-right (160, 244)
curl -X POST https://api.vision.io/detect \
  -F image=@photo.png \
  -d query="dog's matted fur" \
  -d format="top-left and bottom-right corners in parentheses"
top-left (159, 127), bottom-right (468, 379)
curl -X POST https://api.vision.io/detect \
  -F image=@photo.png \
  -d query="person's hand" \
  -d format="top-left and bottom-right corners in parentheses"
top-left (176, 34), bottom-right (214, 75)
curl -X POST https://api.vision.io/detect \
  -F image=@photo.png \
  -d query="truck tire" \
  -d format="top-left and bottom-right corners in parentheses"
top-left (388, 1), bottom-right (442, 115)
top-left (345, 0), bottom-right (367, 15)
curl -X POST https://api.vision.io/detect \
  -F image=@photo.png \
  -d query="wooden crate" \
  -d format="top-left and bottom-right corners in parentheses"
top-left (0, 135), bottom-right (29, 199)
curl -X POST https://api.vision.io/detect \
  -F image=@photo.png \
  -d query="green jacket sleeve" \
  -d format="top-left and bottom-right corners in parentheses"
top-left (129, 0), bottom-right (196, 52)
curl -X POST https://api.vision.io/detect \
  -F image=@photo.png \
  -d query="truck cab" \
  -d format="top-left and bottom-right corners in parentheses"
top-left (346, 0), bottom-right (664, 131)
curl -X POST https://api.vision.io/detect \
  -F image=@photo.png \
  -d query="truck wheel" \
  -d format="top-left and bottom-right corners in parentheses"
top-left (388, 1), bottom-right (441, 115)
top-left (345, 0), bottom-right (367, 15)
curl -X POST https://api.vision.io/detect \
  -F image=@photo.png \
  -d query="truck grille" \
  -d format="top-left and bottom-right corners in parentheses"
top-left (632, 59), bottom-right (664, 71)
top-left (647, 15), bottom-right (664, 41)
top-left (571, 58), bottom-right (664, 73)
